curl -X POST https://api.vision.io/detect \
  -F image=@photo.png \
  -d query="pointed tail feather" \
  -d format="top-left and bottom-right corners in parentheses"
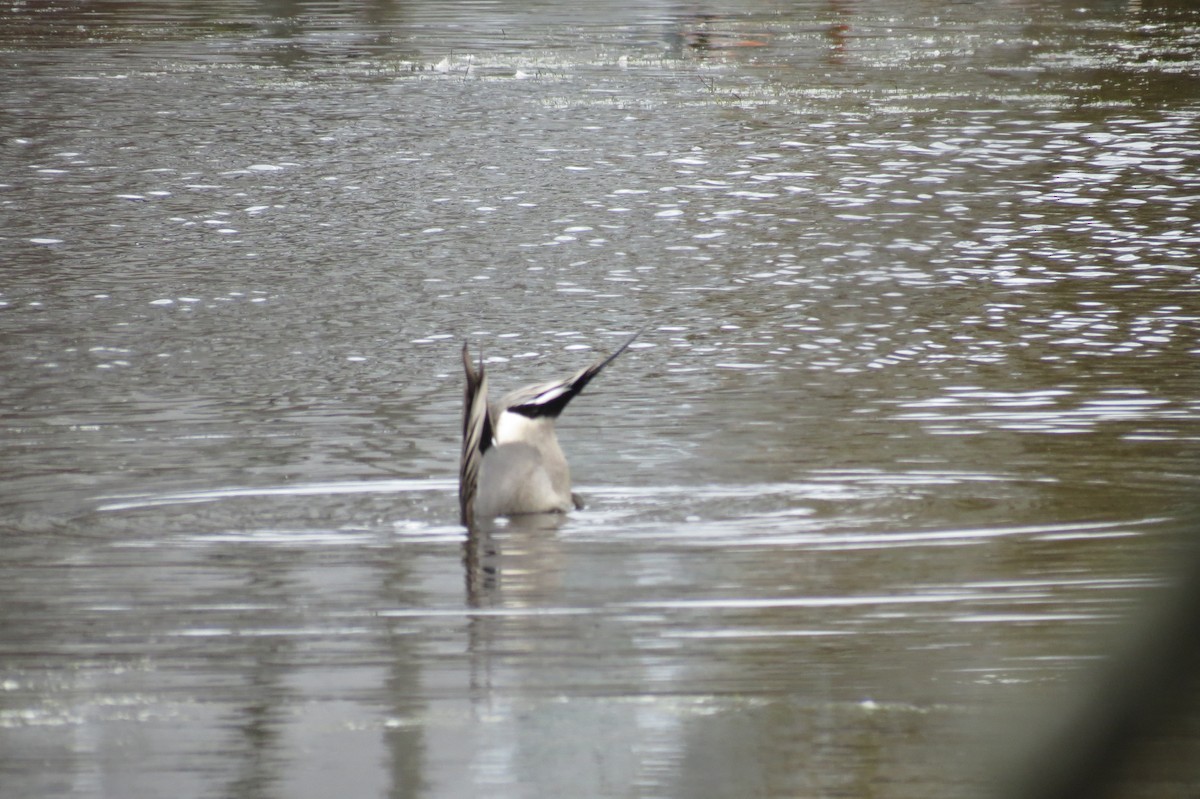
top-left (507, 328), bottom-right (643, 419)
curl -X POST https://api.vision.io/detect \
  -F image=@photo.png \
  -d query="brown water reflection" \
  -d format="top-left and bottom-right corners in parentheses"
top-left (2, 0), bottom-right (1200, 797)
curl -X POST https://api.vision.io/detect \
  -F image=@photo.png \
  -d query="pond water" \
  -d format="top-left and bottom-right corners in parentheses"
top-left (2, 1), bottom-right (1200, 797)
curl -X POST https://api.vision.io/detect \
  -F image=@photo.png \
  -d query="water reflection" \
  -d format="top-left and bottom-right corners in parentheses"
top-left (463, 514), bottom-right (568, 608)
top-left (3, 0), bottom-right (1200, 797)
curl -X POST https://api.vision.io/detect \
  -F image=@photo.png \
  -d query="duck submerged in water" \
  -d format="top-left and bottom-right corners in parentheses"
top-left (459, 331), bottom-right (641, 527)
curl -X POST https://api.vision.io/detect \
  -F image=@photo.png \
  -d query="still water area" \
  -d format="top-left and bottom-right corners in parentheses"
top-left (3, 1), bottom-right (1200, 797)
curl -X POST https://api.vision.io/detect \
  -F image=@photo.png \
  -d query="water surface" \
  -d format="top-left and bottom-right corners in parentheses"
top-left (3, 1), bottom-right (1200, 797)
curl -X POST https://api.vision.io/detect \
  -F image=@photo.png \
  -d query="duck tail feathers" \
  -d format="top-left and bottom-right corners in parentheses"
top-left (509, 328), bottom-right (643, 419)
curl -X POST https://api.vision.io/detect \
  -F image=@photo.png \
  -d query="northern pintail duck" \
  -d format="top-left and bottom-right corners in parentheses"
top-left (459, 331), bottom-right (640, 527)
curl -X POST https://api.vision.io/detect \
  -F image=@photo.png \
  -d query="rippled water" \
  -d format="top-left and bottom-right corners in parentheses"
top-left (3, 1), bottom-right (1200, 797)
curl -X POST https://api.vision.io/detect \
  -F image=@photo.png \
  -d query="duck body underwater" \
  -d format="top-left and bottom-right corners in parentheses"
top-left (458, 331), bottom-right (640, 527)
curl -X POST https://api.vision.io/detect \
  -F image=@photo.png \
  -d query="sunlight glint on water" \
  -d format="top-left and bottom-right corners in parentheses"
top-left (2, 1), bottom-right (1199, 797)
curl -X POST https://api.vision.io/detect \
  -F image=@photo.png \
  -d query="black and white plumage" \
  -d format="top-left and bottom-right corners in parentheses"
top-left (459, 331), bottom-right (640, 527)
